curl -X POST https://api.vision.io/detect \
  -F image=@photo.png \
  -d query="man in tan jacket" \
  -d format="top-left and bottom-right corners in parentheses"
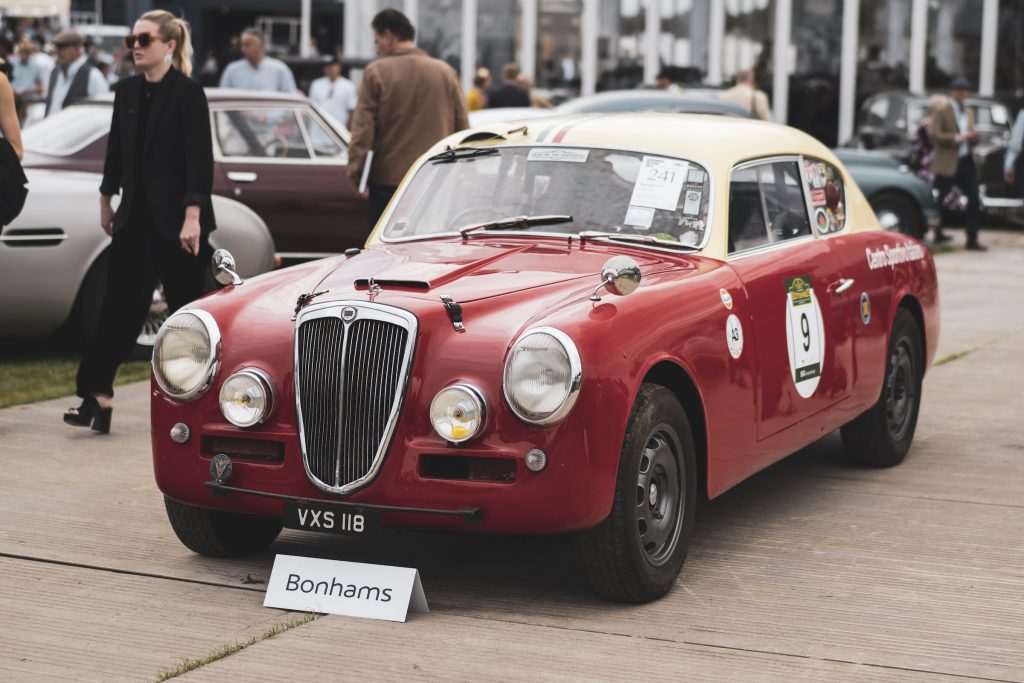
top-left (928, 77), bottom-right (985, 250)
top-left (348, 9), bottom-right (469, 229)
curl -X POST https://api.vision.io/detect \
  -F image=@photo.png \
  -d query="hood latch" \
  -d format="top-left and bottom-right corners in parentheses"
top-left (440, 295), bottom-right (465, 332)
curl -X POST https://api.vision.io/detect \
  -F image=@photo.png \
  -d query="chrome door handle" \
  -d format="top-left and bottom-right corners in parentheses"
top-left (831, 278), bottom-right (855, 295)
top-left (227, 171), bottom-right (258, 183)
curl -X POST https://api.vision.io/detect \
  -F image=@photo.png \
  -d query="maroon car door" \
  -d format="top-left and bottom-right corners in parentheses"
top-left (726, 159), bottom-right (855, 440)
top-left (211, 105), bottom-right (367, 259)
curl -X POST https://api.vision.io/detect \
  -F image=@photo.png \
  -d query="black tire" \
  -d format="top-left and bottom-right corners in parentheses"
top-left (577, 384), bottom-right (697, 603)
top-left (164, 497), bottom-right (283, 558)
top-left (871, 191), bottom-right (923, 239)
top-left (841, 308), bottom-right (923, 467)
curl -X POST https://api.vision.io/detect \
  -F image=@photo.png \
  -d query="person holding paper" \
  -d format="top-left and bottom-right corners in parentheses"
top-left (347, 9), bottom-right (469, 229)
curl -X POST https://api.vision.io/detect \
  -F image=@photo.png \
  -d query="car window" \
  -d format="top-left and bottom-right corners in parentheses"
top-left (22, 105), bottom-right (111, 156)
top-left (728, 160), bottom-right (812, 254)
top-left (728, 167), bottom-right (769, 252)
top-left (301, 112), bottom-right (347, 161)
top-left (382, 146), bottom-right (712, 247)
top-left (214, 108), bottom-right (311, 159)
top-left (801, 158), bottom-right (846, 234)
top-left (863, 97), bottom-right (889, 126)
top-left (969, 103), bottom-right (1009, 131)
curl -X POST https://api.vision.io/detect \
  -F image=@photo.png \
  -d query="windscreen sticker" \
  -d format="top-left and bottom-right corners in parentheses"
top-left (785, 275), bottom-right (825, 398)
top-left (682, 189), bottom-right (702, 216)
top-left (624, 205), bottom-right (655, 229)
top-left (804, 160), bottom-right (824, 188)
top-left (810, 188), bottom-right (827, 206)
top-left (629, 156), bottom-right (688, 211)
top-left (865, 242), bottom-right (926, 270)
top-left (527, 148), bottom-right (590, 163)
top-left (726, 314), bottom-right (744, 359)
top-left (686, 167), bottom-right (705, 184)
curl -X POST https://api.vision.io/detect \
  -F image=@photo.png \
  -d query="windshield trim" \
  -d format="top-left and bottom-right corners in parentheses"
top-left (377, 142), bottom-right (716, 252)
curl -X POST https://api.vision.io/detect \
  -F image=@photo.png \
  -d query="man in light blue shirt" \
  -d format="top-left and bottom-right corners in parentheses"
top-left (219, 28), bottom-right (298, 93)
top-left (1004, 109), bottom-right (1024, 196)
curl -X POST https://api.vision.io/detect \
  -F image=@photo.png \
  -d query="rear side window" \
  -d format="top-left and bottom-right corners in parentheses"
top-left (728, 160), bottom-right (811, 253)
top-left (801, 158), bottom-right (846, 233)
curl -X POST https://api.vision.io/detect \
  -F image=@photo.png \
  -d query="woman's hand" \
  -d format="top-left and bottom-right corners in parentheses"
top-left (180, 206), bottom-right (202, 256)
top-left (99, 196), bottom-right (115, 235)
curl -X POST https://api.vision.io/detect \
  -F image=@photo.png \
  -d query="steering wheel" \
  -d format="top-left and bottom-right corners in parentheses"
top-left (448, 206), bottom-right (497, 230)
top-left (263, 135), bottom-right (290, 158)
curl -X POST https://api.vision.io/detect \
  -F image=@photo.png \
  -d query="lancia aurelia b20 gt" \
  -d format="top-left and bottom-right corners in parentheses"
top-left (151, 114), bottom-right (938, 602)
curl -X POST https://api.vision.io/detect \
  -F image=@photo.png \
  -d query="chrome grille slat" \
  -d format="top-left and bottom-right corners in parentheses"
top-left (295, 304), bottom-right (414, 495)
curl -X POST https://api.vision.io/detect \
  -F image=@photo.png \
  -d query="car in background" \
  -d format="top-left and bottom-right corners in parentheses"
top-left (150, 113), bottom-right (938, 603)
top-left (21, 89), bottom-right (368, 261)
top-left (0, 169), bottom-right (275, 353)
top-left (851, 91), bottom-right (1021, 213)
top-left (472, 91), bottom-right (941, 238)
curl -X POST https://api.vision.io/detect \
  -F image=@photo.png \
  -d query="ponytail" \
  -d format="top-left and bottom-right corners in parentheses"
top-left (139, 10), bottom-right (193, 77)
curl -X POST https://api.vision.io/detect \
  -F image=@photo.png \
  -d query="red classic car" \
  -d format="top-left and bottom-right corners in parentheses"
top-left (21, 89), bottom-right (367, 260)
top-left (150, 114), bottom-right (938, 602)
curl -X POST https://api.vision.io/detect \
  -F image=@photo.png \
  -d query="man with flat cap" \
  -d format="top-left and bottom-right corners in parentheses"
top-left (45, 30), bottom-right (108, 116)
top-left (929, 76), bottom-right (985, 250)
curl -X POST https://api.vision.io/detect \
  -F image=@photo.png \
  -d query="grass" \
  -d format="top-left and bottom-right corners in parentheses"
top-left (0, 340), bottom-right (151, 409)
top-left (155, 612), bottom-right (320, 681)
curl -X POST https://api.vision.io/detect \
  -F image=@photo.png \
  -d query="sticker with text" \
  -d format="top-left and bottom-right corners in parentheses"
top-left (785, 275), bottom-right (825, 398)
top-left (629, 156), bottom-right (688, 211)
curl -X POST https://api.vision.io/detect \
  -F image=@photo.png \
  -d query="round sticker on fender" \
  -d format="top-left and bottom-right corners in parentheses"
top-left (726, 314), bottom-right (743, 359)
top-left (784, 275), bottom-right (825, 398)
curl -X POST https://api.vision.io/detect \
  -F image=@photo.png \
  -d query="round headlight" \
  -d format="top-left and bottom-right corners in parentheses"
top-left (503, 327), bottom-right (582, 426)
top-left (219, 369), bottom-right (274, 427)
top-left (152, 310), bottom-right (220, 401)
top-left (430, 383), bottom-right (486, 444)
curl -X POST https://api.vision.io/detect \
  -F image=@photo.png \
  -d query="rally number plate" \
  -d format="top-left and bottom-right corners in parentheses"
top-left (283, 503), bottom-right (379, 536)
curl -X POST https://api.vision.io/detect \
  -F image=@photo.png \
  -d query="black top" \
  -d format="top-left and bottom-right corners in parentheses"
top-left (487, 83), bottom-right (531, 109)
top-left (101, 67), bottom-right (217, 240)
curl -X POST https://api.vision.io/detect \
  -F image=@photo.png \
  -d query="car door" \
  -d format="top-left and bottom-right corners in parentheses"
top-left (211, 104), bottom-right (367, 259)
top-left (726, 157), bottom-right (855, 440)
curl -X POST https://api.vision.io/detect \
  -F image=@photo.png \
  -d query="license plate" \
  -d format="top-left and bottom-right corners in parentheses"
top-left (283, 502), bottom-right (379, 536)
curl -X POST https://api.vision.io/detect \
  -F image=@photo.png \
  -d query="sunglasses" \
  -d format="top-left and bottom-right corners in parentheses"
top-left (124, 32), bottom-right (165, 49)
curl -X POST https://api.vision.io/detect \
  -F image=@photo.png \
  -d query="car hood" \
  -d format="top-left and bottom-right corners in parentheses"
top-left (309, 239), bottom-right (667, 304)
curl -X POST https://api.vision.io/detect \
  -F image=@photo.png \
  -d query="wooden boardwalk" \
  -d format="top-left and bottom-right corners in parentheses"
top-left (2, 230), bottom-right (1021, 682)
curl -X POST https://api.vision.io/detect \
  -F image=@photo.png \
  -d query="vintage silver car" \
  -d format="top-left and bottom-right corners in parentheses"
top-left (0, 169), bottom-right (275, 351)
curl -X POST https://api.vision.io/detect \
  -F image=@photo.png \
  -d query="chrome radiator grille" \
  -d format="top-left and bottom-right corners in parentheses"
top-left (295, 304), bottom-right (415, 494)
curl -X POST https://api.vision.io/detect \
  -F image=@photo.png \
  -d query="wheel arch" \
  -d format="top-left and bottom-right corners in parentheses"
top-left (641, 360), bottom-right (709, 496)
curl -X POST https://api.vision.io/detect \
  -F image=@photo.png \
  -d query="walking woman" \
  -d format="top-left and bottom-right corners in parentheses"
top-left (0, 58), bottom-right (24, 159)
top-left (64, 10), bottom-right (216, 432)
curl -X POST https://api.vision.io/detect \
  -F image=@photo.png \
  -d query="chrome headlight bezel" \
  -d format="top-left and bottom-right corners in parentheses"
top-left (502, 327), bottom-right (582, 427)
top-left (429, 382), bottom-right (488, 444)
top-left (152, 309), bottom-right (221, 401)
top-left (219, 368), bottom-right (275, 427)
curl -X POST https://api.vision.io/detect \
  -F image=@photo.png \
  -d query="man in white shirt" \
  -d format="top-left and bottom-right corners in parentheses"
top-left (720, 68), bottom-right (772, 121)
top-left (308, 56), bottom-right (357, 128)
top-left (219, 28), bottom-right (298, 93)
top-left (45, 30), bottom-right (109, 116)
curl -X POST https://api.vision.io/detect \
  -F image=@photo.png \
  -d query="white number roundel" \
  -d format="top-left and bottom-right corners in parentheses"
top-left (784, 276), bottom-right (825, 398)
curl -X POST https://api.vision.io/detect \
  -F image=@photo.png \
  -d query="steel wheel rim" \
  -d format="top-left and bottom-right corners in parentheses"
top-left (876, 209), bottom-right (902, 232)
top-left (634, 425), bottom-right (684, 567)
top-left (885, 339), bottom-right (916, 440)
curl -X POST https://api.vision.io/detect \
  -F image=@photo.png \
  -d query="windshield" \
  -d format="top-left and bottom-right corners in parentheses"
top-left (382, 146), bottom-right (712, 247)
top-left (23, 105), bottom-right (110, 156)
top-left (907, 101), bottom-right (1011, 135)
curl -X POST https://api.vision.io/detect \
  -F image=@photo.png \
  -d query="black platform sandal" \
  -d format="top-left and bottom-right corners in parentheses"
top-left (63, 397), bottom-right (113, 434)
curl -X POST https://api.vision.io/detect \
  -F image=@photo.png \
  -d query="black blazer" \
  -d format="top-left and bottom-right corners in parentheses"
top-left (100, 68), bottom-right (216, 240)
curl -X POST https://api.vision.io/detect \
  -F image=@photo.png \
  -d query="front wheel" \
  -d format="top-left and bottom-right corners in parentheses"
top-left (841, 308), bottom-right (923, 467)
top-left (577, 384), bottom-right (696, 602)
top-left (164, 497), bottom-right (283, 557)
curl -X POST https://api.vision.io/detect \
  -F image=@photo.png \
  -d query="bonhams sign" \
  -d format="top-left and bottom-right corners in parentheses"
top-left (264, 555), bottom-right (429, 622)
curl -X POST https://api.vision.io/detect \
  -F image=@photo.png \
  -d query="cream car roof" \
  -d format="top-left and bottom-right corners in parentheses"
top-left (370, 113), bottom-right (880, 259)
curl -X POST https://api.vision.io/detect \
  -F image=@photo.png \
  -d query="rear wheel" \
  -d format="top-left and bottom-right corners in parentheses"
top-left (841, 308), bottom-right (923, 467)
top-left (164, 497), bottom-right (283, 557)
top-left (872, 191), bottom-right (923, 239)
top-left (577, 384), bottom-right (696, 602)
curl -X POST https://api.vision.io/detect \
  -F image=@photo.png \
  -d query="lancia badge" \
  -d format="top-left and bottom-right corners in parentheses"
top-left (341, 306), bottom-right (358, 322)
top-left (210, 453), bottom-right (233, 483)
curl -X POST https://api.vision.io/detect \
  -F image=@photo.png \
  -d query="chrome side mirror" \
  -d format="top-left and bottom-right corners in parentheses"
top-left (212, 249), bottom-right (243, 286)
top-left (590, 255), bottom-right (641, 302)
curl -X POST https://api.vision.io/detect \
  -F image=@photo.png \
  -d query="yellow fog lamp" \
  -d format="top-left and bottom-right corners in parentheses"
top-left (430, 383), bottom-right (487, 444)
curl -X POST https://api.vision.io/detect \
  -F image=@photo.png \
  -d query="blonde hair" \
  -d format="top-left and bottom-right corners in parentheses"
top-left (139, 10), bottom-right (193, 77)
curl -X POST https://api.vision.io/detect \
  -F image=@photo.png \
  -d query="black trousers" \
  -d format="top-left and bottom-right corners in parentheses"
top-left (368, 184), bottom-right (398, 231)
top-left (76, 225), bottom-right (209, 399)
top-left (934, 156), bottom-right (982, 246)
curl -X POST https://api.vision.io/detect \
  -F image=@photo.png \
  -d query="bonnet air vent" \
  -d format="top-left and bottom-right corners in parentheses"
top-left (459, 132), bottom-right (506, 143)
top-left (354, 278), bottom-right (430, 290)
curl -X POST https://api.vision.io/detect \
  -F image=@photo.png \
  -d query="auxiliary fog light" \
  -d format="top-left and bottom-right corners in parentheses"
top-left (219, 369), bottom-right (274, 428)
top-left (525, 448), bottom-right (548, 472)
top-left (430, 383), bottom-right (486, 444)
top-left (169, 422), bottom-right (191, 444)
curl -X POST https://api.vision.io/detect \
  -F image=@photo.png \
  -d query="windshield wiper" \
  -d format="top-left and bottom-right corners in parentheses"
top-left (578, 231), bottom-right (698, 251)
top-left (459, 214), bottom-right (574, 237)
top-left (429, 146), bottom-right (500, 164)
